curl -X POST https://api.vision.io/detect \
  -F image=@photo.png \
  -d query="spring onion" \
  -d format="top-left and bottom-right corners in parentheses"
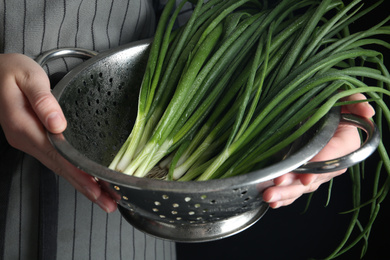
top-left (109, 0), bottom-right (390, 258)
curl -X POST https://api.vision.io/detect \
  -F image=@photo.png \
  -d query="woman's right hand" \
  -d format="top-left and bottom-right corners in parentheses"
top-left (0, 53), bottom-right (117, 213)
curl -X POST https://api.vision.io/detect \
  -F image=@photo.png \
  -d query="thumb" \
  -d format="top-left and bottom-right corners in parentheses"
top-left (16, 56), bottom-right (67, 133)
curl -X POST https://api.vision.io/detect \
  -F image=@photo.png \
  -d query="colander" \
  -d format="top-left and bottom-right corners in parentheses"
top-left (36, 39), bottom-right (380, 242)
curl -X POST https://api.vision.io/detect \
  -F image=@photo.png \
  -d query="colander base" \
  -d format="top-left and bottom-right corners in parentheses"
top-left (118, 204), bottom-right (269, 242)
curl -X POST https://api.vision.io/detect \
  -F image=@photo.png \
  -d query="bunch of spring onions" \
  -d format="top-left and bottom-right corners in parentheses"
top-left (109, 0), bottom-right (390, 258)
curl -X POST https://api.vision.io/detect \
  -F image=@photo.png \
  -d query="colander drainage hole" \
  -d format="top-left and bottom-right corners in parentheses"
top-left (153, 201), bottom-right (161, 213)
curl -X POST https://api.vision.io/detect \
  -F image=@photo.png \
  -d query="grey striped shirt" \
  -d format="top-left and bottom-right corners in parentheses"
top-left (0, 0), bottom-right (194, 259)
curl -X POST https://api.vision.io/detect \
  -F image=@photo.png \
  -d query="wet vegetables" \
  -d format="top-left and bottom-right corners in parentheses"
top-left (109, 0), bottom-right (390, 258)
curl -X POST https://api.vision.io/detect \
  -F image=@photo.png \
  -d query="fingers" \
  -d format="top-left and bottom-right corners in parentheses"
top-left (0, 53), bottom-right (116, 213)
top-left (263, 94), bottom-right (370, 209)
top-left (20, 70), bottom-right (67, 134)
top-left (263, 123), bottom-right (356, 209)
top-left (45, 146), bottom-right (117, 213)
top-left (66, 169), bottom-right (118, 213)
top-left (341, 93), bottom-right (375, 118)
top-left (0, 77), bottom-right (46, 153)
top-left (263, 171), bottom-right (343, 209)
top-left (0, 53), bottom-right (67, 134)
top-left (263, 173), bottom-right (314, 209)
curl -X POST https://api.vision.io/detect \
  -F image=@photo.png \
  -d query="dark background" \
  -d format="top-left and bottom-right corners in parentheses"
top-left (176, 168), bottom-right (390, 260)
top-left (177, 1), bottom-right (390, 259)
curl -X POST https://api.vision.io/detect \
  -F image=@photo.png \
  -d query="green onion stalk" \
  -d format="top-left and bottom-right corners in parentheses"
top-left (109, 0), bottom-right (390, 258)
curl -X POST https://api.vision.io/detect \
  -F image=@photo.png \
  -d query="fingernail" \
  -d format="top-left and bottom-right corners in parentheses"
top-left (96, 199), bottom-right (110, 213)
top-left (267, 193), bottom-right (281, 203)
top-left (47, 112), bottom-right (64, 132)
top-left (84, 186), bottom-right (98, 201)
top-left (366, 103), bottom-right (376, 116)
top-left (276, 177), bottom-right (292, 186)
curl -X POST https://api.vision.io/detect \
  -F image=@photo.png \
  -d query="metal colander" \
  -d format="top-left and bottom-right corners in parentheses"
top-left (38, 39), bottom-right (380, 242)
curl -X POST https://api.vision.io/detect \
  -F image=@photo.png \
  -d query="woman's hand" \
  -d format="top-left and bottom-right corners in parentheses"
top-left (263, 93), bottom-right (376, 209)
top-left (0, 53), bottom-right (117, 213)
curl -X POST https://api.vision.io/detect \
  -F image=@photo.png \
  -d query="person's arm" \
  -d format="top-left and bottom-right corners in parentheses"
top-left (263, 93), bottom-right (375, 208)
top-left (0, 53), bottom-right (117, 213)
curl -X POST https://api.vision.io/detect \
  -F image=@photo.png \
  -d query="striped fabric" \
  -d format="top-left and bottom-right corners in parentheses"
top-left (0, 0), bottom-right (194, 259)
top-left (0, 0), bottom-right (156, 54)
top-left (0, 0), bottom-right (157, 75)
top-left (1, 152), bottom-right (177, 260)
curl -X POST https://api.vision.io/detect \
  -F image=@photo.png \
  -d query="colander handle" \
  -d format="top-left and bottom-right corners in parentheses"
top-left (293, 113), bottom-right (380, 174)
top-left (35, 48), bottom-right (98, 66)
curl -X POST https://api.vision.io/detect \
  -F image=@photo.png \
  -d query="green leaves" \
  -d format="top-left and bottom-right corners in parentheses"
top-left (110, 1), bottom-right (390, 257)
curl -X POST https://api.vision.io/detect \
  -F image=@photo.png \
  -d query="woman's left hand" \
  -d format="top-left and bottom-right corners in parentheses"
top-left (262, 93), bottom-right (375, 209)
